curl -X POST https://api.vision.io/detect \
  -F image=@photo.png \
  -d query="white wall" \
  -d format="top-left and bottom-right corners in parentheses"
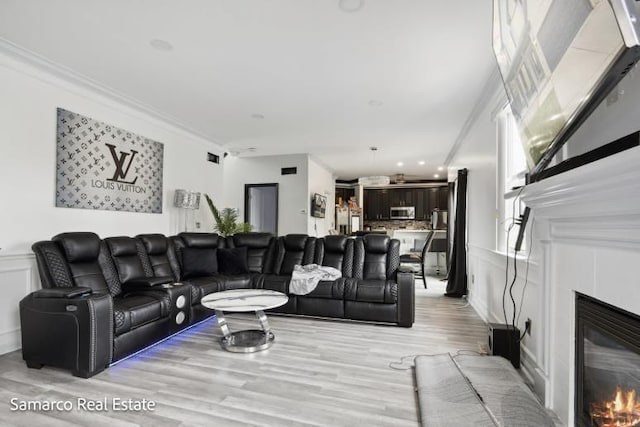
top-left (0, 49), bottom-right (224, 353)
top-left (449, 85), bottom-right (545, 398)
top-left (223, 154), bottom-right (309, 235)
top-left (307, 157), bottom-right (335, 237)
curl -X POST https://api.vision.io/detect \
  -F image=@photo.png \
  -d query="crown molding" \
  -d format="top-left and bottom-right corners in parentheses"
top-left (444, 66), bottom-right (504, 166)
top-left (0, 37), bottom-right (222, 148)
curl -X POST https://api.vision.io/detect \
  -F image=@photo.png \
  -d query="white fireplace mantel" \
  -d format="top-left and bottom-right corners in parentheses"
top-left (520, 145), bottom-right (640, 425)
top-left (522, 145), bottom-right (640, 223)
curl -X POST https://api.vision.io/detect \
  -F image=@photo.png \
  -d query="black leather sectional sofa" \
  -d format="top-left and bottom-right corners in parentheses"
top-left (22, 231), bottom-right (414, 378)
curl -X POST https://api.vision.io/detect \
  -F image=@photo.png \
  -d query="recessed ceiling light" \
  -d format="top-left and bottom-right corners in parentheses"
top-left (149, 39), bottom-right (173, 52)
top-left (437, 166), bottom-right (444, 171)
top-left (434, 174), bottom-right (440, 178)
top-left (397, 162), bottom-right (404, 167)
top-left (339, 0), bottom-right (364, 13)
top-left (251, 113), bottom-right (265, 119)
top-left (418, 161), bottom-right (425, 165)
top-left (368, 99), bottom-right (383, 107)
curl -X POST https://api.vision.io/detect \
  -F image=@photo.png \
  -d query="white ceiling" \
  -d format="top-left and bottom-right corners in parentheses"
top-left (0, 0), bottom-right (496, 180)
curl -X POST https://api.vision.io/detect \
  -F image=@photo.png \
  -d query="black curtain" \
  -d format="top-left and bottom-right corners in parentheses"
top-left (445, 168), bottom-right (468, 297)
top-left (446, 181), bottom-right (455, 269)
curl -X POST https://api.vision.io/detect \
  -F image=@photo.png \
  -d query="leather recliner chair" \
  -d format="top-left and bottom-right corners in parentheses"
top-left (293, 235), bottom-right (354, 318)
top-left (25, 232), bottom-right (115, 377)
top-left (345, 234), bottom-right (414, 327)
top-left (261, 234), bottom-right (316, 314)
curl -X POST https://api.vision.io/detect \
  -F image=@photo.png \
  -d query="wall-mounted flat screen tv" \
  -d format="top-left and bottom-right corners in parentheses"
top-left (311, 193), bottom-right (326, 218)
top-left (493, 0), bottom-right (640, 181)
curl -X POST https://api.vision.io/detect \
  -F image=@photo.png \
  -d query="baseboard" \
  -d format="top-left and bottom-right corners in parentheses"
top-left (0, 328), bottom-right (20, 355)
top-left (521, 346), bottom-right (547, 403)
top-left (469, 295), bottom-right (547, 403)
top-left (469, 293), bottom-right (490, 324)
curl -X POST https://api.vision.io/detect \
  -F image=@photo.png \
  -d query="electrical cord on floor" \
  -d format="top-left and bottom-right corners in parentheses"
top-left (388, 355), bottom-right (420, 370)
top-left (389, 350), bottom-right (486, 371)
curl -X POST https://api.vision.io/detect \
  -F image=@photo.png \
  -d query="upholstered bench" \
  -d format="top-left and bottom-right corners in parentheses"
top-left (415, 354), bottom-right (556, 427)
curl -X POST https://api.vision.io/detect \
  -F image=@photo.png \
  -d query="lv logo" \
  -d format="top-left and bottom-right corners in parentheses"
top-left (105, 143), bottom-right (138, 184)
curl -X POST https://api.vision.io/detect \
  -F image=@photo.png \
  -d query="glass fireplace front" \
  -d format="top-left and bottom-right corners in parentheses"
top-left (576, 293), bottom-right (640, 427)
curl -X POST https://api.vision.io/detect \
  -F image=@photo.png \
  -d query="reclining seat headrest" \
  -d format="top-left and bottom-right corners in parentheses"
top-left (231, 232), bottom-right (273, 248)
top-left (362, 234), bottom-right (390, 253)
top-left (360, 234), bottom-right (396, 281)
top-left (53, 232), bottom-right (101, 262)
top-left (138, 234), bottom-right (168, 255)
top-left (320, 235), bottom-right (354, 277)
top-left (179, 232), bottom-right (221, 249)
top-left (324, 235), bottom-right (348, 253)
top-left (274, 234), bottom-right (315, 275)
top-left (105, 236), bottom-right (138, 257)
top-left (105, 236), bottom-right (150, 285)
top-left (230, 233), bottom-right (275, 274)
top-left (52, 232), bottom-right (110, 293)
top-left (137, 233), bottom-right (177, 279)
top-left (283, 234), bottom-right (309, 251)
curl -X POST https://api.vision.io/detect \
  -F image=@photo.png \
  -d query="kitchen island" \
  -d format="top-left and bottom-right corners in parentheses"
top-left (393, 229), bottom-right (447, 276)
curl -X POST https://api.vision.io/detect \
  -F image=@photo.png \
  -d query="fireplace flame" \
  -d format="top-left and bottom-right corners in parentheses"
top-left (591, 385), bottom-right (640, 427)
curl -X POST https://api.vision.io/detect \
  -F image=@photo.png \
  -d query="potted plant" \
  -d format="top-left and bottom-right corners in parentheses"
top-left (204, 194), bottom-right (252, 237)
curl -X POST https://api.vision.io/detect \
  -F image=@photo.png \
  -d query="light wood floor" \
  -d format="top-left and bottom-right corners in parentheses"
top-left (0, 278), bottom-right (488, 427)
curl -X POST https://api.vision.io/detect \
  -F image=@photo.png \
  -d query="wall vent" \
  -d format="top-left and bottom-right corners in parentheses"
top-left (281, 167), bottom-right (297, 175)
top-left (207, 152), bottom-right (220, 164)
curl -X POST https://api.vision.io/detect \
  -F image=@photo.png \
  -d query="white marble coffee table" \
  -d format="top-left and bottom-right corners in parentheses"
top-left (200, 289), bottom-right (288, 353)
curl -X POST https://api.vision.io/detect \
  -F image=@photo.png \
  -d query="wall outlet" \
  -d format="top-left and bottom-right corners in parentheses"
top-left (471, 274), bottom-right (475, 284)
top-left (525, 318), bottom-right (532, 335)
top-left (195, 222), bottom-right (201, 229)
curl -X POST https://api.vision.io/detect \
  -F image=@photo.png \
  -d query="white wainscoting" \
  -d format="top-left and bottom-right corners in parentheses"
top-left (467, 244), bottom-right (548, 401)
top-left (0, 253), bottom-right (38, 355)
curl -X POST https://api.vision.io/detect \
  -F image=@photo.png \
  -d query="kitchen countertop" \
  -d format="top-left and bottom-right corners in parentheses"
top-left (392, 229), bottom-right (446, 233)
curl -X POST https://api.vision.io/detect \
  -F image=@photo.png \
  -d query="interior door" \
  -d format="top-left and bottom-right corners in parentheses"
top-left (244, 183), bottom-right (278, 235)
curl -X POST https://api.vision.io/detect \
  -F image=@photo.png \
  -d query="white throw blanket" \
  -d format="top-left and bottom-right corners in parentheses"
top-left (289, 264), bottom-right (342, 295)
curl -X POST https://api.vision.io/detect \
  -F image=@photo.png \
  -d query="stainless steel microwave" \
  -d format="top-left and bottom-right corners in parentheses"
top-left (390, 206), bottom-right (415, 220)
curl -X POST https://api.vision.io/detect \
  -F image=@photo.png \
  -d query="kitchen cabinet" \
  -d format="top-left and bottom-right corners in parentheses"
top-left (427, 186), bottom-right (448, 210)
top-left (364, 189), bottom-right (390, 220)
top-left (335, 187), bottom-right (355, 206)
top-left (390, 188), bottom-right (414, 207)
top-left (380, 190), bottom-right (390, 219)
top-left (428, 188), bottom-right (439, 211)
top-left (364, 186), bottom-right (447, 221)
top-left (415, 190), bottom-right (429, 220)
top-left (437, 186), bottom-right (449, 210)
top-left (363, 190), bottom-right (374, 220)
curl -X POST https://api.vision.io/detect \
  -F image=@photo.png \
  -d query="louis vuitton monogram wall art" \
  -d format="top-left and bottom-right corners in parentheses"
top-left (55, 108), bottom-right (164, 213)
